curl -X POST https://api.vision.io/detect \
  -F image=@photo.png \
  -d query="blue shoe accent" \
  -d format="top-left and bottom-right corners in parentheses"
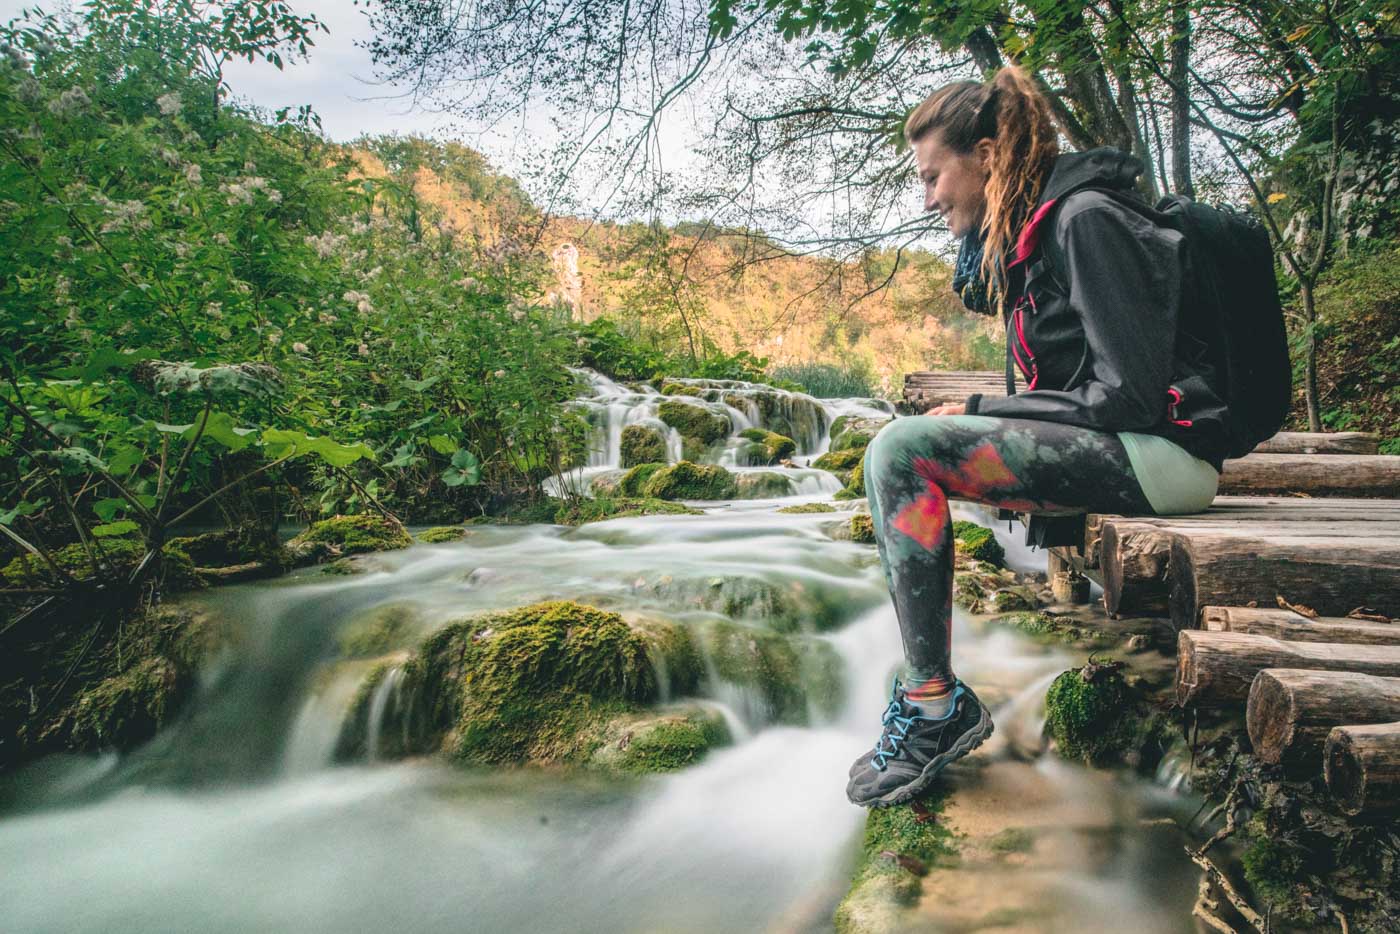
top-left (870, 679), bottom-right (965, 771)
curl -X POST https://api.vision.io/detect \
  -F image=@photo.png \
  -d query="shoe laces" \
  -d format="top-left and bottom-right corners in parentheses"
top-left (870, 678), bottom-right (962, 771)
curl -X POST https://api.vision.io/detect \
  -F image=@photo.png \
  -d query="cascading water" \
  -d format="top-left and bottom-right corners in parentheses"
top-left (0, 384), bottom-right (1205, 933)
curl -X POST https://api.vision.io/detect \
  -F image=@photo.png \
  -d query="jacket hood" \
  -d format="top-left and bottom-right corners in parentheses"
top-left (1010, 146), bottom-right (1144, 267)
top-left (1039, 146), bottom-right (1144, 205)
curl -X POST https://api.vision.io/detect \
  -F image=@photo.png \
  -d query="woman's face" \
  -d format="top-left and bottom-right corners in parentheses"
top-left (913, 132), bottom-right (994, 239)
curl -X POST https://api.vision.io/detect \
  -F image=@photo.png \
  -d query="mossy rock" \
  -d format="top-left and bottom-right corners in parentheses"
top-left (659, 380), bottom-right (706, 397)
top-left (829, 415), bottom-right (889, 452)
top-left (988, 586), bottom-right (1036, 613)
top-left (849, 513), bottom-right (876, 544)
top-left (737, 428), bottom-right (797, 465)
top-left (590, 707), bottom-right (730, 774)
top-left (289, 514), bottom-right (412, 556)
top-left (639, 573), bottom-right (858, 634)
top-left (776, 502), bottom-right (837, 514)
top-left (986, 827), bottom-right (1035, 856)
top-left (1044, 659), bottom-right (1140, 765)
top-left (698, 621), bottom-right (843, 723)
top-left (554, 496), bottom-right (701, 524)
top-left (616, 462), bottom-right (667, 497)
top-left (991, 611), bottom-right (1115, 648)
top-left (416, 525), bottom-right (467, 544)
top-left (1, 537), bottom-right (200, 592)
top-left (352, 601), bottom-right (660, 766)
top-left (656, 400), bottom-right (729, 445)
top-left (61, 655), bottom-right (186, 751)
top-left (833, 462), bottom-right (865, 500)
top-left (631, 617), bottom-right (706, 698)
top-left (620, 424), bottom-right (669, 468)
top-left (734, 471), bottom-right (793, 499)
top-left (338, 604), bottom-right (420, 658)
top-left (813, 447), bottom-right (865, 472)
top-left (165, 526), bottom-right (284, 571)
top-left (642, 461), bottom-right (738, 501)
top-left (835, 791), bottom-right (959, 933)
top-left (951, 520), bottom-right (1005, 568)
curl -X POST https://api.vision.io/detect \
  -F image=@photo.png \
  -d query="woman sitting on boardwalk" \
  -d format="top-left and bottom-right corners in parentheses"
top-left (847, 66), bottom-right (1230, 808)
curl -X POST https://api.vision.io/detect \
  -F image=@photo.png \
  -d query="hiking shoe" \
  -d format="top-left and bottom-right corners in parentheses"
top-left (845, 679), bottom-right (994, 808)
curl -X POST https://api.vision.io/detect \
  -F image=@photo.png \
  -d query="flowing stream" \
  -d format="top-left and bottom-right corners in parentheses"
top-left (0, 374), bottom-right (1203, 933)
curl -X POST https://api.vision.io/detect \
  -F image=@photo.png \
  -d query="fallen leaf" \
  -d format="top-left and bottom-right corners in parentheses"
top-left (1346, 606), bottom-right (1395, 624)
top-left (1277, 595), bottom-right (1319, 619)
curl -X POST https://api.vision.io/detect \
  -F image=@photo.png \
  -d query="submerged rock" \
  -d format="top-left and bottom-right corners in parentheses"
top-left (696, 620), bottom-right (844, 724)
top-left (620, 424), bottom-right (669, 468)
top-left (337, 603), bottom-right (421, 658)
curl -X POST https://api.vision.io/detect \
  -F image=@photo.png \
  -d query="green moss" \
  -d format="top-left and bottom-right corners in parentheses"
top-left (1044, 660), bottom-right (1138, 765)
top-left (338, 604), bottom-right (418, 658)
top-left (377, 601), bottom-right (660, 765)
top-left (699, 621), bottom-right (843, 723)
top-left (165, 527), bottom-right (283, 570)
top-left (813, 447), bottom-right (865, 472)
top-left (620, 424), bottom-right (669, 467)
top-left (63, 655), bottom-right (185, 750)
top-left (986, 827), bottom-right (1034, 855)
top-left (776, 502), bottom-right (837, 514)
top-left (833, 462), bottom-right (865, 500)
top-left (632, 618), bottom-right (706, 698)
top-left (290, 514), bottom-right (413, 555)
top-left (1242, 821), bottom-right (1305, 915)
top-left (849, 513), bottom-right (876, 544)
top-left (555, 496), bottom-right (701, 524)
top-left (737, 428), bottom-right (796, 464)
top-left (951, 520), bottom-right (1005, 567)
top-left (835, 790), bottom-right (959, 933)
top-left (989, 587), bottom-right (1035, 612)
top-left (992, 611), bottom-right (1115, 648)
top-left (2, 537), bottom-right (200, 592)
top-left (659, 380), bottom-right (706, 397)
top-left (590, 709), bottom-right (730, 774)
top-left (417, 526), bottom-right (467, 543)
top-left (656, 400), bottom-right (729, 445)
top-left (323, 558), bottom-right (361, 575)
top-left (642, 461), bottom-right (738, 500)
top-left (734, 471), bottom-right (793, 498)
top-left (616, 462), bottom-right (667, 497)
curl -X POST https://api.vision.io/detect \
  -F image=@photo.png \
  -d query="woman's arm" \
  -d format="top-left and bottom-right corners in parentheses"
top-left (964, 194), bottom-right (1186, 431)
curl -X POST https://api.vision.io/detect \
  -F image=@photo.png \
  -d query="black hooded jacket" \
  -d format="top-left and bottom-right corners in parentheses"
top-left (963, 147), bottom-right (1230, 471)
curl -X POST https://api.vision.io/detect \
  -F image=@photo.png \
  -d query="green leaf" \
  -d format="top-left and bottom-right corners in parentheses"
top-left (441, 448), bottom-right (481, 487)
top-left (92, 520), bottom-right (140, 538)
top-left (427, 434), bottom-right (457, 455)
top-left (46, 447), bottom-right (109, 472)
top-left (261, 428), bottom-right (375, 468)
top-left (146, 361), bottom-right (284, 399)
top-left (0, 499), bottom-right (45, 526)
top-left (93, 497), bottom-right (128, 521)
top-left (189, 411), bottom-right (256, 452)
top-left (402, 375), bottom-right (441, 393)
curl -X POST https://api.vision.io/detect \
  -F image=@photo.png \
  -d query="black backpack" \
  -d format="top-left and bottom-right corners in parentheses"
top-left (1032, 189), bottom-right (1292, 459)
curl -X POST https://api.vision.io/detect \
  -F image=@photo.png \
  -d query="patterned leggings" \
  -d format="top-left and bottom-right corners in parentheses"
top-left (862, 415), bottom-right (1156, 691)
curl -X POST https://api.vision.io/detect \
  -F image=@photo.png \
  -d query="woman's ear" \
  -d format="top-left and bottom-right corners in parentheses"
top-left (975, 138), bottom-right (995, 176)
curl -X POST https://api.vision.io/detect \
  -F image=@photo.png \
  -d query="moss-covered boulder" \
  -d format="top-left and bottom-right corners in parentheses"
top-left (737, 428), bottom-right (797, 465)
top-left (776, 502), bottom-right (837, 514)
top-left (828, 415), bottom-right (889, 452)
top-left (2, 537), bottom-right (200, 592)
top-left (637, 573), bottom-right (862, 634)
top-left (849, 513), bottom-right (876, 544)
top-left (697, 621), bottom-right (843, 724)
top-left (951, 520), bottom-right (1004, 568)
top-left (589, 707), bottom-right (730, 774)
top-left (165, 526), bottom-right (284, 576)
top-left (813, 447), bottom-right (865, 472)
top-left (631, 617), bottom-right (706, 699)
top-left (835, 792), bottom-right (959, 934)
top-left (833, 462), bottom-right (865, 500)
top-left (289, 514), bottom-right (412, 557)
top-left (642, 461), bottom-right (738, 500)
top-left (346, 601), bottom-right (661, 766)
top-left (1044, 659), bottom-right (1137, 765)
top-left (62, 655), bottom-right (185, 751)
top-left (620, 424), bottom-right (669, 468)
top-left (659, 380), bottom-right (706, 397)
top-left (416, 526), bottom-right (467, 543)
top-left (734, 471), bottom-right (793, 499)
top-left (656, 400), bottom-right (730, 446)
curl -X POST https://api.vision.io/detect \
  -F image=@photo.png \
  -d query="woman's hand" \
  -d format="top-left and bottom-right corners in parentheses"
top-left (925, 403), bottom-right (966, 416)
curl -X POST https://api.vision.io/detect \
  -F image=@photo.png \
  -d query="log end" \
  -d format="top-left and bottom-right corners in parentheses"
top-left (1324, 727), bottom-right (1366, 816)
top-left (1246, 669), bottom-right (1297, 765)
top-left (1168, 537), bottom-right (1200, 632)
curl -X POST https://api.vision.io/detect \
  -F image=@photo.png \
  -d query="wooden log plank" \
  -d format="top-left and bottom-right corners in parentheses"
top-left (1253, 431), bottom-right (1380, 455)
top-left (1170, 533), bottom-right (1400, 631)
top-left (1247, 669), bottom-right (1400, 766)
top-left (1176, 630), bottom-right (1400, 707)
top-left (1325, 722), bottom-right (1400, 815)
top-left (1203, 606), bottom-right (1400, 644)
top-left (1218, 453), bottom-right (1400, 498)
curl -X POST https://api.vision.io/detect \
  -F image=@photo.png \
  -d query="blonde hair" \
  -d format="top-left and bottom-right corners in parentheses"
top-left (906, 66), bottom-right (1059, 309)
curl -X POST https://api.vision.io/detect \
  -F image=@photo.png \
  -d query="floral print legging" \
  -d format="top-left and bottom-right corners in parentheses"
top-left (862, 414), bottom-right (1155, 692)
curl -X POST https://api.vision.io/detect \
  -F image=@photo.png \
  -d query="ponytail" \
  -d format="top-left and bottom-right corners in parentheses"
top-left (905, 66), bottom-right (1059, 310)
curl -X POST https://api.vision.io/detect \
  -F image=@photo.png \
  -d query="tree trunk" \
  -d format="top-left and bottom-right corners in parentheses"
top-left (1177, 630), bottom-right (1400, 707)
top-left (1170, 532), bottom-right (1400, 630)
top-left (1247, 669), bottom-right (1400, 766)
top-left (1217, 453), bottom-right (1400, 498)
top-left (1168, 0), bottom-right (1193, 197)
top-left (1203, 606), bottom-right (1400, 645)
top-left (1325, 722), bottom-right (1400, 815)
top-left (1301, 277), bottom-right (1323, 432)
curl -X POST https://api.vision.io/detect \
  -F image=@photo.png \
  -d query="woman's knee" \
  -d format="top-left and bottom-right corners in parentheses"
top-left (866, 414), bottom-right (980, 476)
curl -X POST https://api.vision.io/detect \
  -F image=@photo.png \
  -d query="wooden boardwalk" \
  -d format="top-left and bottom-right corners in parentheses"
top-left (905, 370), bottom-right (1400, 815)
